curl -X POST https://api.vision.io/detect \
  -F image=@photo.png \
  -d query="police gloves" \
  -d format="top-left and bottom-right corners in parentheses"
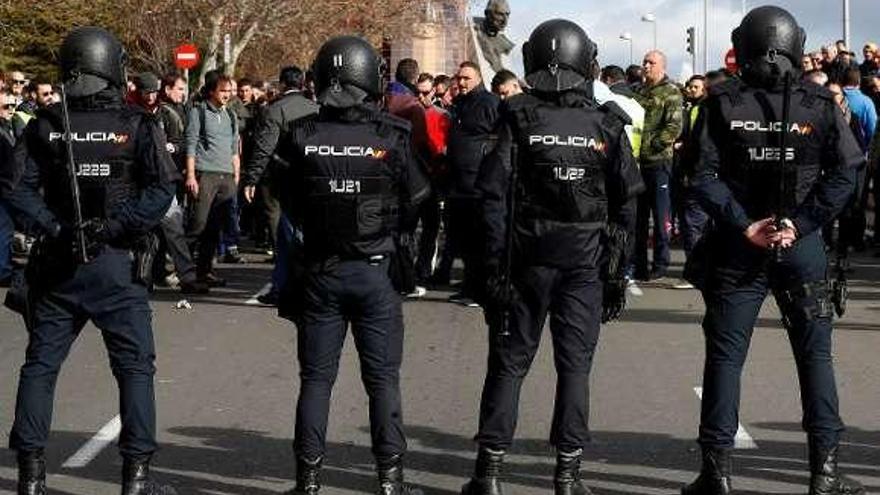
top-left (602, 279), bottom-right (627, 323)
top-left (80, 218), bottom-right (123, 259)
top-left (484, 262), bottom-right (519, 310)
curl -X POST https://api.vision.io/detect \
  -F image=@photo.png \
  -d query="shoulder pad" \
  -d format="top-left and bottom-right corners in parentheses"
top-left (800, 82), bottom-right (835, 101)
top-left (599, 101), bottom-right (632, 126)
top-left (500, 93), bottom-right (541, 121)
top-left (708, 79), bottom-right (743, 97)
top-left (34, 103), bottom-right (63, 122)
top-left (121, 105), bottom-right (158, 129)
top-left (291, 113), bottom-right (319, 137)
top-left (502, 92), bottom-right (539, 111)
top-left (374, 111), bottom-right (412, 134)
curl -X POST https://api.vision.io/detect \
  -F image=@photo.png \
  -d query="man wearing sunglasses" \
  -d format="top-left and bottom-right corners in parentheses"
top-left (7, 71), bottom-right (28, 99)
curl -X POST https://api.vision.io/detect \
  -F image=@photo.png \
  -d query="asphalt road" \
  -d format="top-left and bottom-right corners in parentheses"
top-left (1, 250), bottom-right (878, 494)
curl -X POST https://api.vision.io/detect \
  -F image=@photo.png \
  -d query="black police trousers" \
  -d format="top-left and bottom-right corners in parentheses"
top-left (293, 258), bottom-right (407, 461)
top-left (698, 231), bottom-right (844, 450)
top-left (475, 265), bottom-right (602, 452)
top-left (9, 248), bottom-right (158, 458)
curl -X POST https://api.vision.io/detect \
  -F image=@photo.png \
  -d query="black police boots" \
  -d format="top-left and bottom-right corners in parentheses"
top-left (288, 456), bottom-right (322, 494)
top-left (460, 447), bottom-right (505, 495)
top-left (17, 450), bottom-right (46, 495)
top-left (121, 457), bottom-right (177, 495)
top-left (681, 447), bottom-right (732, 495)
top-left (376, 455), bottom-right (423, 495)
top-left (555, 449), bottom-right (593, 495)
top-left (809, 444), bottom-right (865, 495)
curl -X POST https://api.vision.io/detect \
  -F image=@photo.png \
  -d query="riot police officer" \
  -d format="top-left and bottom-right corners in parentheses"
top-left (1, 27), bottom-right (178, 495)
top-left (461, 20), bottom-right (644, 495)
top-left (682, 7), bottom-right (865, 495)
top-left (274, 36), bottom-right (429, 495)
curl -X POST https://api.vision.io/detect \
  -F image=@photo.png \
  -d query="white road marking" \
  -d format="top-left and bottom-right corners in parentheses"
top-left (62, 415), bottom-right (121, 468)
top-left (693, 387), bottom-right (758, 449)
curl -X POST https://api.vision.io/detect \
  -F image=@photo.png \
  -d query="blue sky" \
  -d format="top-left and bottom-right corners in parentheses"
top-left (474, 0), bottom-right (880, 80)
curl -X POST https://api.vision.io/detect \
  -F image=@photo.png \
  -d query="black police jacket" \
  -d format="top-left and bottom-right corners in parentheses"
top-left (477, 86), bottom-right (644, 270)
top-left (690, 79), bottom-right (863, 238)
top-left (277, 104), bottom-right (430, 261)
top-left (3, 94), bottom-right (178, 245)
top-left (447, 86), bottom-right (501, 199)
top-left (243, 90), bottom-right (319, 187)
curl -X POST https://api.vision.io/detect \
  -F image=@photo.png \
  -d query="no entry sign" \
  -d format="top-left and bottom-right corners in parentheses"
top-left (174, 44), bottom-right (200, 70)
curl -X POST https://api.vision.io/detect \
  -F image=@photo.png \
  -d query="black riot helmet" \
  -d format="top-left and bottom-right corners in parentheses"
top-left (732, 6), bottom-right (806, 88)
top-left (312, 36), bottom-right (384, 108)
top-left (522, 19), bottom-right (597, 93)
top-left (58, 26), bottom-right (128, 98)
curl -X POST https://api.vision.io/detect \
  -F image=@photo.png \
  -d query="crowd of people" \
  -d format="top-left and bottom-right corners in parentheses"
top-left (4, 35), bottom-right (878, 300)
top-left (0, 8), bottom-right (873, 494)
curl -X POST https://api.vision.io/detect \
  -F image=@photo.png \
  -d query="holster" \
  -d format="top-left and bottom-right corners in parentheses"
top-left (132, 233), bottom-right (160, 287)
top-left (388, 232), bottom-right (417, 294)
top-left (683, 234), bottom-right (711, 291)
top-left (774, 280), bottom-right (834, 329)
top-left (4, 237), bottom-right (66, 332)
top-left (3, 268), bottom-right (33, 330)
top-left (278, 237), bottom-right (308, 326)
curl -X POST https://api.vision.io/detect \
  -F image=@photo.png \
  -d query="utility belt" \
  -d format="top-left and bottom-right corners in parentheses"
top-left (4, 231), bottom-right (157, 331)
top-left (305, 253), bottom-right (389, 272)
top-left (28, 230), bottom-right (159, 287)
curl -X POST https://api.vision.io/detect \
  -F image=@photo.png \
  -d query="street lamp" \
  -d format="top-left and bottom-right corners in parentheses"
top-left (620, 32), bottom-right (634, 66)
top-left (641, 13), bottom-right (657, 50)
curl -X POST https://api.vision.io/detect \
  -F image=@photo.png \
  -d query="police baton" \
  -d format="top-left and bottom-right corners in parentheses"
top-left (831, 254), bottom-right (848, 318)
top-left (59, 83), bottom-right (89, 264)
top-left (498, 143), bottom-right (518, 338)
top-left (774, 70), bottom-right (793, 262)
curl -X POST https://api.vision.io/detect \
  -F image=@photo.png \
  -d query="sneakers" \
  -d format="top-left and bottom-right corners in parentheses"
top-left (221, 246), bottom-right (246, 264)
top-left (197, 273), bottom-right (227, 288)
top-left (405, 286), bottom-right (427, 299)
top-left (179, 279), bottom-right (210, 295)
top-left (449, 292), bottom-right (480, 308)
top-left (246, 283), bottom-right (277, 306)
top-left (672, 279), bottom-right (695, 290)
top-left (164, 273), bottom-right (180, 289)
top-left (626, 278), bottom-right (644, 296)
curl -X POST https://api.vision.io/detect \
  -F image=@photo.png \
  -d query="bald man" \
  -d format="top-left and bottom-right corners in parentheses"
top-left (633, 50), bottom-right (682, 281)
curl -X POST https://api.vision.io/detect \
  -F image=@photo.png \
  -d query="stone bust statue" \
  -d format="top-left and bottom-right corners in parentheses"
top-left (472, 0), bottom-right (515, 73)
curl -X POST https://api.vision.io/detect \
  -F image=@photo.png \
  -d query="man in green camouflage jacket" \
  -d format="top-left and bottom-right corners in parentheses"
top-left (634, 50), bottom-right (683, 280)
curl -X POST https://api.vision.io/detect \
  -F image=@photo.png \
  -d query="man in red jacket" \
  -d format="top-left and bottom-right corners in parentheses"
top-left (415, 72), bottom-right (451, 286)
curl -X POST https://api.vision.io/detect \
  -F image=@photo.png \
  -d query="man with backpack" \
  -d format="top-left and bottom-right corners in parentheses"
top-left (184, 69), bottom-right (240, 287)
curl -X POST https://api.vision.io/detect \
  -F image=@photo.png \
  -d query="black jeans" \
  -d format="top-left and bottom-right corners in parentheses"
top-left (635, 163), bottom-right (673, 275)
top-left (186, 171), bottom-right (236, 276)
top-left (475, 265), bottom-right (602, 452)
top-left (446, 197), bottom-right (485, 297)
top-left (415, 191), bottom-right (443, 282)
top-left (293, 259), bottom-right (407, 461)
top-left (698, 231), bottom-right (844, 450)
top-left (159, 196), bottom-right (196, 282)
top-left (10, 248), bottom-right (158, 458)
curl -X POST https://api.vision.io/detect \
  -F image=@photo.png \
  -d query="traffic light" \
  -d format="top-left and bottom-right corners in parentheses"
top-left (686, 27), bottom-right (696, 55)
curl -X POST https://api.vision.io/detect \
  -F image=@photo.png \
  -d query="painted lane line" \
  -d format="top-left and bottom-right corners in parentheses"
top-left (62, 415), bottom-right (121, 468)
top-left (693, 387), bottom-right (758, 449)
